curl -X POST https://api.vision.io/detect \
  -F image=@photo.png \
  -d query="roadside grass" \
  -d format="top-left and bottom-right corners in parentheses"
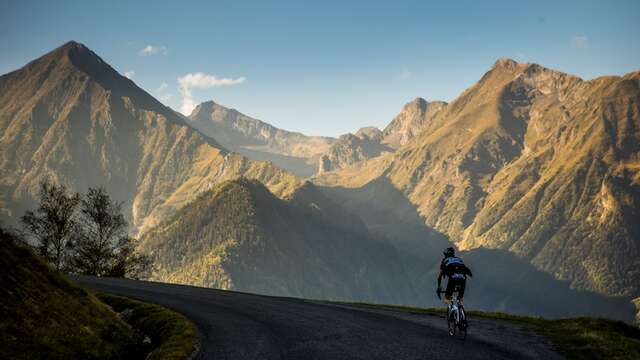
top-left (334, 302), bottom-right (640, 360)
top-left (0, 229), bottom-right (142, 360)
top-left (95, 292), bottom-right (198, 360)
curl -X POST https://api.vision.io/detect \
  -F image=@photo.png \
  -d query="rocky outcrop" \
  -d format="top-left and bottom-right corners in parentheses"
top-left (381, 98), bottom-right (447, 149)
top-left (317, 128), bottom-right (392, 173)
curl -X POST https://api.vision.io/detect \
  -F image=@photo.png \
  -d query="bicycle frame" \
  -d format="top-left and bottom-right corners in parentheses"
top-left (441, 285), bottom-right (467, 339)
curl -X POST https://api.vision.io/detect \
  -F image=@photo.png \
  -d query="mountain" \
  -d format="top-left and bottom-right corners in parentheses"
top-left (381, 98), bottom-right (447, 149)
top-left (0, 41), bottom-right (302, 233)
top-left (315, 58), bottom-right (640, 298)
top-left (318, 127), bottom-right (392, 173)
top-left (0, 227), bottom-right (140, 359)
top-left (136, 178), bottom-right (635, 320)
top-left (137, 178), bottom-right (416, 303)
top-left (187, 101), bottom-right (335, 177)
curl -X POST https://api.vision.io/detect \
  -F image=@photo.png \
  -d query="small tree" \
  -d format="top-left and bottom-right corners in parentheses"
top-left (21, 181), bottom-right (80, 271)
top-left (107, 236), bottom-right (154, 279)
top-left (72, 186), bottom-right (152, 277)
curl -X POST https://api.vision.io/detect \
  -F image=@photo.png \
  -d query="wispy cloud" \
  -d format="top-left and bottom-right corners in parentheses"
top-left (124, 70), bottom-right (135, 79)
top-left (159, 93), bottom-right (174, 102)
top-left (156, 82), bottom-right (173, 104)
top-left (139, 44), bottom-right (167, 56)
top-left (572, 35), bottom-right (589, 49)
top-left (395, 69), bottom-right (412, 81)
top-left (178, 72), bottom-right (246, 114)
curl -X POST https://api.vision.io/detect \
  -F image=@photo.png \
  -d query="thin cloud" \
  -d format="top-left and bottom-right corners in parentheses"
top-left (139, 45), bottom-right (168, 56)
top-left (159, 93), bottom-right (174, 102)
top-left (178, 72), bottom-right (246, 115)
top-left (156, 82), bottom-right (173, 104)
top-left (572, 35), bottom-right (589, 49)
top-left (124, 70), bottom-right (135, 79)
top-left (396, 69), bottom-right (412, 81)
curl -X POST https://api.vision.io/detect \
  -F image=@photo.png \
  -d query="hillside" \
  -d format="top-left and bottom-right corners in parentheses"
top-left (315, 58), bottom-right (640, 298)
top-left (137, 178), bottom-right (416, 303)
top-left (188, 101), bottom-right (335, 177)
top-left (0, 41), bottom-right (302, 234)
top-left (0, 227), bottom-right (139, 359)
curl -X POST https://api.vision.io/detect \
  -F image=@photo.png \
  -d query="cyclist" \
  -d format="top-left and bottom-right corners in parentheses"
top-left (437, 247), bottom-right (473, 307)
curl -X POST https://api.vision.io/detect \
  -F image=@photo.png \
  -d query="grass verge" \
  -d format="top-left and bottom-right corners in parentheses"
top-left (335, 302), bottom-right (640, 360)
top-left (95, 293), bottom-right (198, 360)
top-left (0, 229), bottom-right (142, 360)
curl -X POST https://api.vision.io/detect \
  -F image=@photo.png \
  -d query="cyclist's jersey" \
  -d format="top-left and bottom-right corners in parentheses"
top-left (440, 256), bottom-right (472, 279)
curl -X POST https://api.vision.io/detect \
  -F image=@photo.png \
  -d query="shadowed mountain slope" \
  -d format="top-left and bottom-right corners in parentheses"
top-left (318, 178), bottom-right (635, 321)
top-left (137, 178), bottom-right (416, 303)
top-left (137, 178), bottom-right (635, 321)
top-left (315, 58), bottom-right (640, 298)
top-left (0, 41), bottom-right (302, 233)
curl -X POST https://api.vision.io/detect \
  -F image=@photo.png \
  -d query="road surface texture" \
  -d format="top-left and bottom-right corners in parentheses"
top-left (74, 276), bottom-right (563, 360)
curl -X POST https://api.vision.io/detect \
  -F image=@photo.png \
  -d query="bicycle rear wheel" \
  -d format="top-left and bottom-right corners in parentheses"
top-left (447, 310), bottom-right (456, 336)
top-left (458, 308), bottom-right (467, 340)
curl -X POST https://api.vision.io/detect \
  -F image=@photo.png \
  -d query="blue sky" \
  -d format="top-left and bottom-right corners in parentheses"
top-left (1, 0), bottom-right (639, 136)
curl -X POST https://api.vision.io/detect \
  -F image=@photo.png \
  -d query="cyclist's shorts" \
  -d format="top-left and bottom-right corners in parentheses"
top-left (445, 276), bottom-right (466, 299)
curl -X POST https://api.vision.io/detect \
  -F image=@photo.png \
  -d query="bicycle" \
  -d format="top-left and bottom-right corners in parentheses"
top-left (438, 287), bottom-right (468, 339)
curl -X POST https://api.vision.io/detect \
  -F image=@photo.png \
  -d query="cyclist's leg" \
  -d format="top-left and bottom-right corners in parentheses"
top-left (457, 277), bottom-right (466, 306)
top-left (444, 276), bottom-right (454, 305)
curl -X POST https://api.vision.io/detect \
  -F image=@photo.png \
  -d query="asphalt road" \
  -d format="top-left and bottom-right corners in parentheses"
top-left (74, 276), bottom-right (563, 360)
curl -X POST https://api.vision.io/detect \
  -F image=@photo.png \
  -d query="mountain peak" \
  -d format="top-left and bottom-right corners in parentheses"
top-left (46, 40), bottom-right (99, 67)
top-left (58, 40), bottom-right (90, 53)
top-left (493, 57), bottom-right (520, 69)
top-left (190, 100), bottom-right (217, 117)
top-left (189, 100), bottom-right (240, 120)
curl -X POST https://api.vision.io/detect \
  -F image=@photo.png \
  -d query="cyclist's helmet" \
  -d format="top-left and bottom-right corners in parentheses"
top-left (443, 247), bottom-right (455, 257)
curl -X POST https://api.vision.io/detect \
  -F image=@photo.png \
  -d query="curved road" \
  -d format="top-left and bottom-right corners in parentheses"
top-left (74, 276), bottom-right (563, 360)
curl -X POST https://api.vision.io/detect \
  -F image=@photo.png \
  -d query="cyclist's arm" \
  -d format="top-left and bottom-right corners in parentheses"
top-left (437, 271), bottom-right (444, 289)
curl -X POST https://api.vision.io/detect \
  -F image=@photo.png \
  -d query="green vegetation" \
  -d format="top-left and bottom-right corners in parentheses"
top-left (337, 301), bottom-right (640, 360)
top-left (138, 178), bottom-right (414, 303)
top-left (21, 181), bottom-right (153, 279)
top-left (95, 293), bottom-right (198, 360)
top-left (0, 227), bottom-right (142, 360)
